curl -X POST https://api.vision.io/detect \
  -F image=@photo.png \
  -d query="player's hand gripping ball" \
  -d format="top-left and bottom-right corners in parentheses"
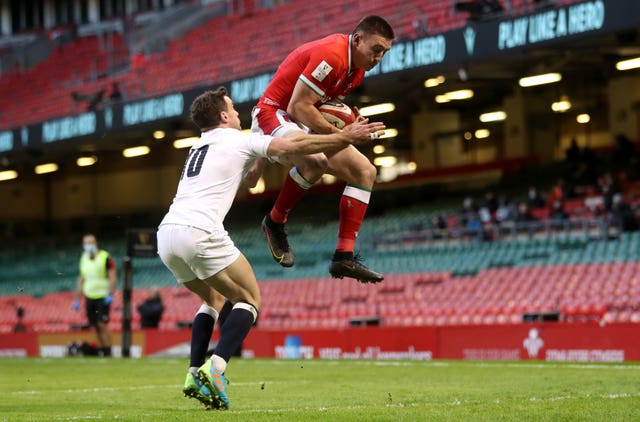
top-left (318, 101), bottom-right (356, 129)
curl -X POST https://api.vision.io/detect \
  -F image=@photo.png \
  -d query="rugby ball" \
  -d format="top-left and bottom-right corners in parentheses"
top-left (318, 101), bottom-right (356, 129)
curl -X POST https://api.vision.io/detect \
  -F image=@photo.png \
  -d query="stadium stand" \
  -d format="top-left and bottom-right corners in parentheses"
top-left (2, 258), bottom-right (639, 334)
top-left (0, 0), bottom-right (636, 337)
top-left (1, 155), bottom-right (638, 333)
top-left (1, 209), bottom-right (638, 332)
top-left (0, 0), bottom-right (583, 129)
top-left (0, 33), bottom-right (128, 128)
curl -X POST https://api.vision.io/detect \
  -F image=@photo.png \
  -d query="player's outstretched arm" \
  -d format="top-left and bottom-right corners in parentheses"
top-left (267, 120), bottom-right (385, 157)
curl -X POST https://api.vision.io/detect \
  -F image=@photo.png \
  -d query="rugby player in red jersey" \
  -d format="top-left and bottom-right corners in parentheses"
top-left (251, 15), bottom-right (394, 283)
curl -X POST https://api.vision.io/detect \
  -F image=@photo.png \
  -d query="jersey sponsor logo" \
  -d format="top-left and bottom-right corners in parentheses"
top-left (311, 60), bottom-right (333, 82)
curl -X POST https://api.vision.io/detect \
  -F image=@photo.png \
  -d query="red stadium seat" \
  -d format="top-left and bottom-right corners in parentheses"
top-left (1, 0), bottom-right (469, 130)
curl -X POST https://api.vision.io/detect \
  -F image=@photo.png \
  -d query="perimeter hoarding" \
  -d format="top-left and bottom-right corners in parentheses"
top-left (2, 323), bottom-right (638, 362)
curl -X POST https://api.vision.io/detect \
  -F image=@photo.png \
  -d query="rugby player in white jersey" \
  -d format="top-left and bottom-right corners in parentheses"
top-left (157, 86), bottom-right (384, 410)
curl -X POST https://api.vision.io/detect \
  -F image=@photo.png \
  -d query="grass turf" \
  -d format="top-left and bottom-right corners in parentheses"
top-left (1, 358), bottom-right (639, 421)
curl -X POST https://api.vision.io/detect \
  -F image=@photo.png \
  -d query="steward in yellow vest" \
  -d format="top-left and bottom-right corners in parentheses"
top-left (74, 234), bottom-right (117, 357)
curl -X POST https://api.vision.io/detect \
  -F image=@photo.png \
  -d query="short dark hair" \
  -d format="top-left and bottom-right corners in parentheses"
top-left (190, 86), bottom-right (229, 130)
top-left (352, 15), bottom-right (395, 40)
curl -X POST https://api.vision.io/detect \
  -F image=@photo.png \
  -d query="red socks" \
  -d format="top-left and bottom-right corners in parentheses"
top-left (270, 168), bottom-right (313, 224)
top-left (270, 169), bottom-right (372, 254)
top-left (336, 185), bottom-right (371, 252)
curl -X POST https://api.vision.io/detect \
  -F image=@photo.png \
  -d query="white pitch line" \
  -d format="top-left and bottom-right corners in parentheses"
top-left (10, 380), bottom-right (309, 395)
top-left (51, 414), bottom-right (156, 421)
top-left (11, 384), bottom-right (177, 395)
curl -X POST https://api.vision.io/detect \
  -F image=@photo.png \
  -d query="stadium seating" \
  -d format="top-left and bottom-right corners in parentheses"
top-left (2, 259), bottom-right (638, 333)
top-left (0, 0), bottom-right (584, 129)
top-left (0, 33), bottom-right (127, 128)
top-left (0, 0), bottom-right (631, 333)
top-left (1, 223), bottom-right (639, 332)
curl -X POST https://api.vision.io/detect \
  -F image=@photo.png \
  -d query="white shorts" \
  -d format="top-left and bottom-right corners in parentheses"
top-left (157, 224), bottom-right (241, 283)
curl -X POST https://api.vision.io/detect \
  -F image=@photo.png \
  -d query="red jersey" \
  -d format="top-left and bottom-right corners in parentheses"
top-left (258, 34), bottom-right (364, 109)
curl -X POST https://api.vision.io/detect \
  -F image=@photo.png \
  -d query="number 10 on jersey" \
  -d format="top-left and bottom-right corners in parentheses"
top-left (180, 145), bottom-right (209, 179)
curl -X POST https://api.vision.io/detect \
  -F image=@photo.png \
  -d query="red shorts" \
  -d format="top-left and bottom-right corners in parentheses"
top-left (251, 106), bottom-right (309, 137)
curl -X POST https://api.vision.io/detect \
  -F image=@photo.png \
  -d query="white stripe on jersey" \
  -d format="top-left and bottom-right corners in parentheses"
top-left (299, 74), bottom-right (325, 97)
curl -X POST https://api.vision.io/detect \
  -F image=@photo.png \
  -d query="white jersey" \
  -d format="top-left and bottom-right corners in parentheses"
top-left (160, 127), bottom-right (272, 232)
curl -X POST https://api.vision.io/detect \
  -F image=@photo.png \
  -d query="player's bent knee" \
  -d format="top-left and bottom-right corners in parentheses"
top-left (363, 162), bottom-right (377, 183)
top-left (228, 291), bottom-right (261, 310)
top-left (234, 301), bottom-right (259, 323)
top-left (298, 153), bottom-right (328, 175)
top-left (246, 294), bottom-right (261, 310)
top-left (348, 162), bottom-right (376, 186)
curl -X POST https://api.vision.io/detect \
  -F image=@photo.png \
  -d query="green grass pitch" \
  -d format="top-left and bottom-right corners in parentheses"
top-left (1, 357), bottom-right (639, 421)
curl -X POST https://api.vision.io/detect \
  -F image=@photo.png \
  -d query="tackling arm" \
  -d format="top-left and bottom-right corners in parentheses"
top-left (266, 119), bottom-right (385, 157)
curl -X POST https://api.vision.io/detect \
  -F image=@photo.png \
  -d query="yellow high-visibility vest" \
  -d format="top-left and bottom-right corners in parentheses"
top-left (79, 250), bottom-right (110, 299)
